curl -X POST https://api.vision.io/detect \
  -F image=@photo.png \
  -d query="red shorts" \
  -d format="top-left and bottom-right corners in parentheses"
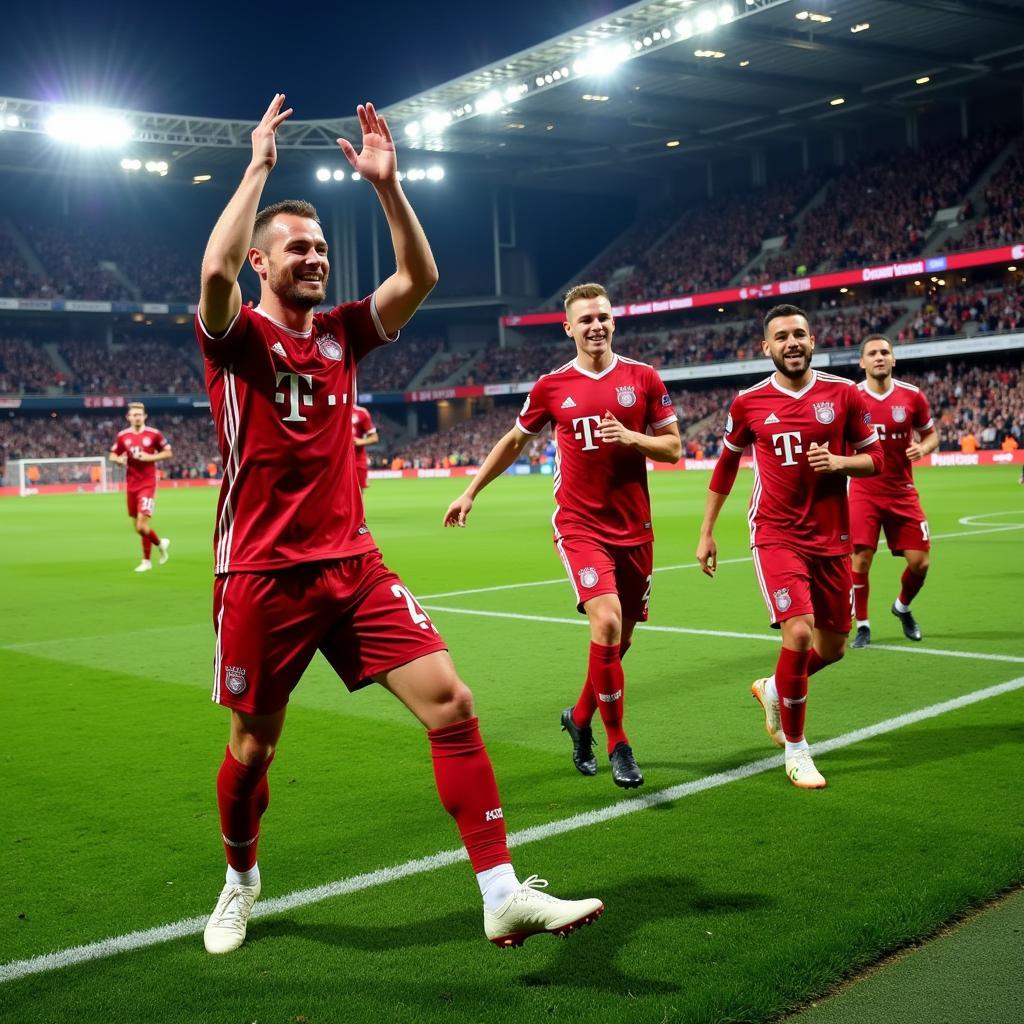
top-left (554, 536), bottom-right (653, 622)
top-left (849, 494), bottom-right (930, 555)
top-left (211, 550), bottom-right (448, 714)
top-left (357, 465), bottom-right (369, 489)
top-left (752, 545), bottom-right (852, 634)
top-left (127, 488), bottom-right (155, 518)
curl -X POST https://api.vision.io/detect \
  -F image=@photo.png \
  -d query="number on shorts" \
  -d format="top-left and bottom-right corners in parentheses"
top-left (920, 520), bottom-right (930, 542)
top-left (140, 496), bottom-right (154, 515)
top-left (641, 574), bottom-right (653, 613)
top-left (391, 583), bottom-right (436, 633)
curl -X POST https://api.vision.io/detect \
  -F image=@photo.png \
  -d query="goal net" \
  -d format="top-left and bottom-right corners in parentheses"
top-left (11, 456), bottom-right (123, 496)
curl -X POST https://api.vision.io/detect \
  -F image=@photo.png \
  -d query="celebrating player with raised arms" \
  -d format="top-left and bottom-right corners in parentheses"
top-left (695, 304), bottom-right (882, 790)
top-left (195, 95), bottom-right (602, 955)
top-left (444, 283), bottom-right (682, 790)
top-left (108, 401), bottom-right (172, 572)
top-left (849, 334), bottom-right (938, 648)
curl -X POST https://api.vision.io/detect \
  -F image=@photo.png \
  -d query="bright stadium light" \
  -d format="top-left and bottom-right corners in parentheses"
top-left (718, 3), bottom-right (735, 23)
top-left (316, 167), bottom-right (331, 182)
top-left (332, 169), bottom-right (345, 181)
top-left (422, 110), bottom-right (452, 132)
top-left (404, 121), bottom-right (421, 139)
top-left (476, 91), bottom-right (504, 114)
top-left (696, 8), bottom-right (719, 32)
top-left (120, 157), bottom-right (142, 171)
top-left (351, 172), bottom-right (361, 181)
top-left (4, 114), bottom-right (19, 129)
top-left (45, 107), bottom-right (133, 148)
top-left (426, 165), bottom-right (445, 181)
top-left (675, 17), bottom-right (693, 39)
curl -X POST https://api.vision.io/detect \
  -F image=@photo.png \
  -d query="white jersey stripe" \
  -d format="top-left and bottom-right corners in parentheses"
top-left (212, 576), bottom-right (229, 704)
top-left (554, 538), bottom-right (582, 605)
top-left (215, 369), bottom-right (242, 573)
top-left (750, 547), bottom-right (774, 622)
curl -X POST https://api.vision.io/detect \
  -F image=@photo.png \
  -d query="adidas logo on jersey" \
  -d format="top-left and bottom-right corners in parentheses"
top-left (764, 412), bottom-right (780, 425)
top-left (560, 396), bottom-right (577, 409)
top-left (271, 342), bottom-right (287, 357)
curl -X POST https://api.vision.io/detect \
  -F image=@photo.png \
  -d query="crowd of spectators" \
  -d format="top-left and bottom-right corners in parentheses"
top-left (947, 144), bottom-right (1024, 252)
top-left (898, 278), bottom-right (1024, 340)
top-left (56, 338), bottom-right (204, 395)
top-left (357, 335), bottom-right (444, 391)
top-left (0, 337), bottom-right (68, 394)
top-left (763, 132), bottom-right (1006, 280)
top-left (417, 349), bottom-right (480, 386)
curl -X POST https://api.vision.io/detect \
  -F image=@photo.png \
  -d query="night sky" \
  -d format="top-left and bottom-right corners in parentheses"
top-left (2, 0), bottom-right (636, 120)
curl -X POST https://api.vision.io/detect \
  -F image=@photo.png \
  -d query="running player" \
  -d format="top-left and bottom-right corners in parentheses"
top-left (109, 402), bottom-right (171, 572)
top-left (695, 304), bottom-right (882, 789)
top-left (351, 402), bottom-right (379, 491)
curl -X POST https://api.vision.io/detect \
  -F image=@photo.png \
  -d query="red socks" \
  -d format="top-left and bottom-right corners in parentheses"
top-left (428, 717), bottom-right (510, 873)
top-left (572, 639), bottom-right (631, 730)
top-left (588, 641), bottom-right (628, 753)
top-left (775, 647), bottom-right (811, 742)
top-left (899, 567), bottom-right (926, 606)
top-left (142, 534), bottom-right (153, 559)
top-left (806, 649), bottom-right (830, 677)
top-left (216, 746), bottom-right (273, 871)
top-left (852, 569), bottom-right (869, 620)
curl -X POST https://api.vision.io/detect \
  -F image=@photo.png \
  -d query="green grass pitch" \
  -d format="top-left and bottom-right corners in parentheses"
top-left (1, 466), bottom-right (1022, 1023)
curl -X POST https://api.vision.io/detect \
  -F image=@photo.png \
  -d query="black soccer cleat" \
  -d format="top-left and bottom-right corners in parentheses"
top-left (609, 742), bottom-right (644, 789)
top-left (560, 707), bottom-right (597, 776)
top-left (851, 625), bottom-right (871, 649)
top-left (891, 603), bottom-right (923, 641)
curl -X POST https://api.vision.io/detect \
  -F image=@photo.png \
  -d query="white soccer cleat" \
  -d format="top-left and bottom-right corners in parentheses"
top-left (204, 880), bottom-right (261, 954)
top-left (751, 677), bottom-right (784, 748)
top-left (785, 748), bottom-right (827, 790)
top-left (483, 875), bottom-right (604, 948)
top-left (134, 559), bottom-right (153, 573)
top-left (158, 538), bottom-right (171, 565)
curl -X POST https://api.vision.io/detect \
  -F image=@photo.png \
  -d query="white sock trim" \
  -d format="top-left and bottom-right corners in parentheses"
top-left (477, 863), bottom-right (519, 912)
top-left (226, 863), bottom-right (260, 888)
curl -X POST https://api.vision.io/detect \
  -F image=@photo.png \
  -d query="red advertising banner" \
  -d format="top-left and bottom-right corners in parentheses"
top-left (502, 244), bottom-right (1024, 328)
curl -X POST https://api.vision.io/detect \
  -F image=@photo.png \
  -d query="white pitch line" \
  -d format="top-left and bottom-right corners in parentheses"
top-left (3, 674), bottom-right (1022, 985)
top-left (423, 605), bottom-right (1024, 664)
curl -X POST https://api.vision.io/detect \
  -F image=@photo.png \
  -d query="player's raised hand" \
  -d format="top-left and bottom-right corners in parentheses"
top-left (696, 534), bottom-right (717, 578)
top-left (807, 440), bottom-right (839, 473)
top-left (597, 410), bottom-right (636, 447)
top-left (443, 494), bottom-right (474, 528)
top-left (251, 93), bottom-right (293, 171)
top-left (337, 103), bottom-right (396, 185)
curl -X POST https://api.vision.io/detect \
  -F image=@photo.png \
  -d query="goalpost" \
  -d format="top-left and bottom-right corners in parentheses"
top-left (11, 456), bottom-right (123, 496)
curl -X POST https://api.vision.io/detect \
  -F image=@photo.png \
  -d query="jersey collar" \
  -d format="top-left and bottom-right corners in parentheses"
top-left (770, 369), bottom-right (817, 399)
top-left (572, 353), bottom-right (619, 380)
top-left (253, 305), bottom-right (313, 337)
top-left (860, 380), bottom-right (895, 401)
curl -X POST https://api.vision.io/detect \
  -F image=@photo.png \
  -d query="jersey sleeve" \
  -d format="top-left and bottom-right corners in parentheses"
top-left (845, 385), bottom-right (880, 450)
top-left (324, 293), bottom-right (399, 364)
top-left (722, 394), bottom-right (753, 452)
top-left (913, 390), bottom-right (934, 432)
top-left (155, 430), bottom-right (170, 451)
top-left (646, 367), bottom-right (677, 430)
top-left (516, 379), bottom-right (552, 435)
top-left (195, 303), bottom-right (256, 366)
top-left (110, 434), bottom-right (124, 455)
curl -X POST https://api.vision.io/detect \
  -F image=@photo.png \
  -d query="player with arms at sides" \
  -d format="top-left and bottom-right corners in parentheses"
top-left (351, 401), bottom-right (379, 491)
top-left (197, 95), bottom-right (602, 955)
top-left (108, 401), bottom-right (172, 572)
top-left (444, 283), bottom-right (681, 790)
top-left (849, 334), bottom-right (938, 648)
top-left (695, 304), bottom-right (882, 789)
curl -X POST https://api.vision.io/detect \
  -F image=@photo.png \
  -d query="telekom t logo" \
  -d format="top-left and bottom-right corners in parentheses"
top-left (772, 430), bottom-right (804, 466)
top-left (275, 371), bottom-right (314, 422)
top-left (572, 415), bottom-right (602, 451)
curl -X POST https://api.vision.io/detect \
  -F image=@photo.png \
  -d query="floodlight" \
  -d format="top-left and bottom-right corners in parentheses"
top-left (915, 76), bottom-right (930, 85)
top-left (404, 121), bottom-right (421, 138)
top-left (675, 18), bottom-right (693, 38)
top-left (120, 157), bottom-right (142, 171)
top-left (718, 3), bottom-right (735, 24)
top-left (426, 165), bottom-right (444, 181)
top-left (476, 91), bottom-right (503, 114)
top-left (552, 70), bottom-right (562, 80)
top-left (332, 169), bottom-right (345, 181)
top-left (503, 86), bottom-right (520, 104)
top-left (45, 107), bottom-right (133, 148)
top-left (422, 110), bottom-right (451, 132)
top-left (4, 114), bottom-right (19, 128)
top-left (696, 9), bottom-right (719, 32)
top-left (829, 97), bottom-right (845, 106)
top-left (351, 172), bottom-right (361, 181)
top-left (316, 168), bottom-right (331, 181)
top-left (536, 76), bottom-right (546, 87)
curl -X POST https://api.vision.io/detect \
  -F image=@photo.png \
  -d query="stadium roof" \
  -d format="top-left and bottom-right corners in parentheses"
top-left (2, 0), bottom-right (1023, 194)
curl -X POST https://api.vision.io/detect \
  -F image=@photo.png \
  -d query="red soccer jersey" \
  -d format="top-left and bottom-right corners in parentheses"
top-left (110, 426), bottom-right (169, 490)
top-left (351, 404), bottom-right (376, 471)
top-left (850, 379), bottom-right (933, 501)
top-left (722, 370), bottom-right (880, 555)
top-left (516, 354), bottom-right (677, 545)
top-left (195, 297), bottom-right (395, 573)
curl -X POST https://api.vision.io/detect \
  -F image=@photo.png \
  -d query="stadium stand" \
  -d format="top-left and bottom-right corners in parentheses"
top-left (946, 143), bottom-right (1024, 252)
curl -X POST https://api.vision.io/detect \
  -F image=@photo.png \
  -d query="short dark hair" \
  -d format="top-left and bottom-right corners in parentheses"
top-left (564, 282), bottom-right (609, 315)
top-left (763, 303), bottom-right (810, 335)
top-left (859, 333), bottom-right (892, 356)
top-left (252, 199), bottom-right (321, 251)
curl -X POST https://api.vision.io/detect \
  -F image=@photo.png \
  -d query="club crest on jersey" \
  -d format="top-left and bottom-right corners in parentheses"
top-left (616, 386), bottom-right (637, 409)
top-left (224, 666), bottom-right (248, 695)
top-left (316, 335), bottom-right (343, 361)
top-left (892, 405), bottom-right (907, 423)
top-left (813, 401), bottom-right (835, 425)
top-left (578, 567), bottom-right (600, 589)
top-left (773, 587), bottom-right (792, 612)
top-left (725, 413), bottom-right (734, 433)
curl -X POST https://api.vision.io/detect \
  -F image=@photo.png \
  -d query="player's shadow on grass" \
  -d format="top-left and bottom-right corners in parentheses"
top-left (827, 719), bottom-right (1023, 776)
top-left (255, 873), bottom-right (771, 998)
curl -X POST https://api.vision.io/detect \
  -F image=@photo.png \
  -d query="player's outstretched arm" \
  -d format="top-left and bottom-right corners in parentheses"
top-left (200, 93), bottom-right (293, 336)
top-left (443, 426), bottom-right (531, 527)
top-left (339, 103), bottom-right (438, 336)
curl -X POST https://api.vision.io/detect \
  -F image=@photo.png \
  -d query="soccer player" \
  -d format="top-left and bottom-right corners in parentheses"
top-left (849, 334), bottom-right (938, 648)
top-left (695, 304), bottom-right (882, 789)
top-left (351, 402), bottom-right (379, 491)
top-left (108, 401), bottom-right (172, 572)
top-left (197, 95), bottom-right (602, 955)
top-left (444, 283), bottom-right (682, 789)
